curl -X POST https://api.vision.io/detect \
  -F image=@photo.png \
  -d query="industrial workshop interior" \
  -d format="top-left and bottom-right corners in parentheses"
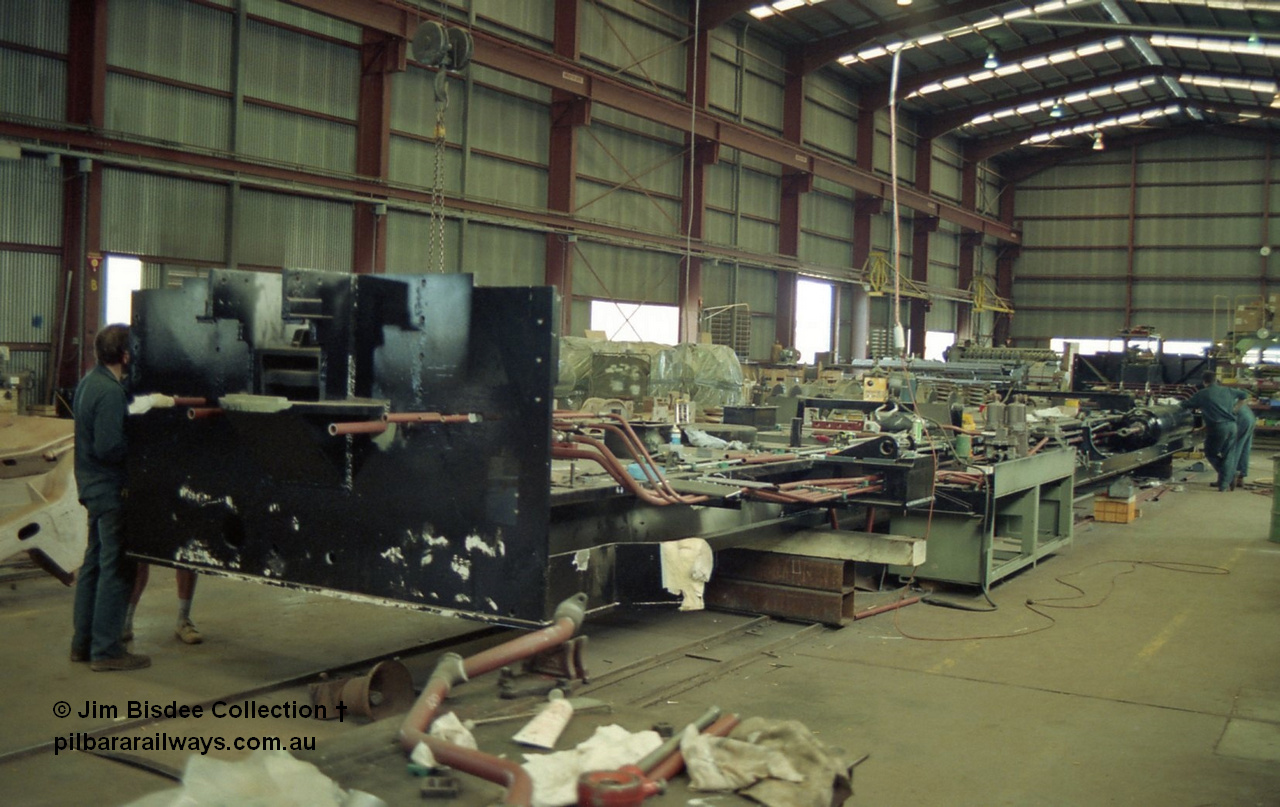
top-left (4, 0), bottom-right (1280, 805)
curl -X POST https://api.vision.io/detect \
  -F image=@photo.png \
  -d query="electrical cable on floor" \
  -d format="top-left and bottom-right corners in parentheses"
top-left (888, 559), bottom-right (1230, 643)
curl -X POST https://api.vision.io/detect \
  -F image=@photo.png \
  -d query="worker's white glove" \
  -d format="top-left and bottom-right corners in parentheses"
top-left (127, 393), bottom-right (177, 416)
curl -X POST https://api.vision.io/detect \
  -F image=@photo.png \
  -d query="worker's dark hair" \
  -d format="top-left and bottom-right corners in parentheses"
top-left (1202, 371), bottom-right (1216, 386)
top-left (94, 323), bottom-right (131, 366)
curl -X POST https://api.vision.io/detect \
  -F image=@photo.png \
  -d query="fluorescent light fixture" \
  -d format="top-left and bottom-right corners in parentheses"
top-left (911, 38), bottom-right (1126, 101)
top-left (749, 0), bottom-right (828, 18)
top-left (1150, 34), bottom-right (1280, 60)
top-left (1135, 0), bottom-right (1280, 11)
top-left (962, 78), bottom-right (1158, 130)
top-left (984, 49), bottom-right (1000, 69)
top-left (838, 0), bottom-right (1100, 65)
top-left (897, 0), bottom-right (913, 6)
top-left (1021, 104), bottom-right (1182, 145)
top-left (1178, 73), bottom-right (1279, 94)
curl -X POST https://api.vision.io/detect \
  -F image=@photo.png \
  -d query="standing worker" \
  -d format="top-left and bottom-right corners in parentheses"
top-left (1225, 396), bottom-right (1257, 490)
top-left (69, 324), bottom-right (151, 671)
top-left (1179, 371), bottom-right (1248, 492)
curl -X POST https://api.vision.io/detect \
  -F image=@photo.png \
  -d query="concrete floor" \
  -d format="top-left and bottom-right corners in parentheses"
top-left (2, 456), bottom-right (1279, 806)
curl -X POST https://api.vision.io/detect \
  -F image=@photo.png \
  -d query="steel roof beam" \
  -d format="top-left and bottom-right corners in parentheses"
top-left (700, 0), bottom-right (761, 30)
top-left (286, 0), bottom-right (1019, 240)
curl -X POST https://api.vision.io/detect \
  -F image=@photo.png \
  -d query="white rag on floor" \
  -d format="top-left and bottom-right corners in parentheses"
top-left (521, 724), bottom-right (663, 807)
top-left (660, 537), bottom-right (714, 610)
top-left (429, 710), bottom-right (478, 750)
top-left (118, 750), bottom-right (347, 807)
top-left (682, 717), bottom-right (856, 807)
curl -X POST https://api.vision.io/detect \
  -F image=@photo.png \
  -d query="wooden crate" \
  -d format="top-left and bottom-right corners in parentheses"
top-left (1094, 495), bottom-right (1138, 524)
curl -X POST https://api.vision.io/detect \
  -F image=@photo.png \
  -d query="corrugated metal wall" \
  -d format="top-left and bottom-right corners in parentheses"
top-left (0, 156), bottom-right (64, 410)
top-left (0, 0), bottom-right (1011, 374)
top-left (101, 169), bottom-right (227, 262)
top-left (579, 0), bottom-right (686, 96)
top-left (238, 189), bottom-right (352, 271)
top-left (576, 106), bottom-right (684, 235)
top-left (0, 0), bottom-right (69, 123)
top-left (1013, 135), bottom-right (1277, 342)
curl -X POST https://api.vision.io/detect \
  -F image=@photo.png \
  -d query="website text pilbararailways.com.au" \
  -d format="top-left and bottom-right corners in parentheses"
top-left (54, 731), bottom-right (317, 756)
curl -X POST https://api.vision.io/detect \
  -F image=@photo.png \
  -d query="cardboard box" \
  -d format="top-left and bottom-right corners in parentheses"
top-left (1094, 495), bottom-right (1138, 524)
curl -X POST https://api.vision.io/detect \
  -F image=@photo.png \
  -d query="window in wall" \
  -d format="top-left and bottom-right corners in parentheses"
top-left (1051, 338), bottom-right (1211, 356)
top-left (1161, 341), bottom-right (1212, 356)
top-left (103, 255), bottom-right (143, 326)
top-left (794, 278), bottom-right (833, 364)
top-left (924, 331), bottom-right (956, 362)
top-left (589, 300), bottom-right (679, 344)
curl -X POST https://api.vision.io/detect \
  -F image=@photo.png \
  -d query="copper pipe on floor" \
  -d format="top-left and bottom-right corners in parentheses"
top-left (852, 595), bottom-right (921, 620)
top-left (186, 407), bottom-right (223, 420)
top-left (398, 594), bottom-right (588, 807)
top-left (644, 712), bottom-right (741, 783)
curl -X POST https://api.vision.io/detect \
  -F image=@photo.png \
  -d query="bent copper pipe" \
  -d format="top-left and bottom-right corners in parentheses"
top-left (553, 418), bottom-right (677, 501)
top-left (645, 712), bottom-right (741, 783)
top-left (584, 709), bottom-right (739, 807)
top-left (398, 593), bottom-right (588, 807)
top-left (186, 407), bottom-right (223, 420)
top-left (553, 446), bottom-right (692, 507)
top-left (566, 433), bottom-right (703, 505)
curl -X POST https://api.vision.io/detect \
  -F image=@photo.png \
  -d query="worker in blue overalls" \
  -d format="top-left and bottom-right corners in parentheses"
top-left (1179, 371), bottom-right (1248, 492)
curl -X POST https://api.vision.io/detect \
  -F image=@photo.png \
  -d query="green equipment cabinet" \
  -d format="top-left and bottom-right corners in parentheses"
top-left (890, 449), bottom-right (1075, 588)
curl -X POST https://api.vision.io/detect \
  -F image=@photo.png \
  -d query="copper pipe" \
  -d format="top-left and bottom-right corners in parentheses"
top-left (385, 411), bottom-right (480, 424)
top-left (328, 420), bottom-right (388, 436)
top-left (741, 453), bottom-right (799, 465)
top-left (398, 594), bottom-right (588, 807)
top-left (171, 397), bottom-right (207, 407)
top-left (553, 416), bottom-right (679, 501)
top-left (553, 446), bottom-right (684, 507)
top-left (1027, 437), bottom-right (1050, 456)
top-left (567, 432), bottom-right (699, 505)
top-left (645, 713), bottom-right (741, 783)
top-left (567, 431), bottom-right (673, 501)
top-left (186, 407), bottom-right (223, 420)
top-left (778, 476), bottom-right (875, 490)
top-left (852, 595), bottom-right (921, 620)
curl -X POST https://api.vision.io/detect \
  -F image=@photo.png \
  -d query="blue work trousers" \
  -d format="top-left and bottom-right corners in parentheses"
top-left (1225, 415), bottom-right (1256, 480)
top-left (1204, 421), bottom-right (1237, 491)
top-left (71, 508), bottom-right (135, 661)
